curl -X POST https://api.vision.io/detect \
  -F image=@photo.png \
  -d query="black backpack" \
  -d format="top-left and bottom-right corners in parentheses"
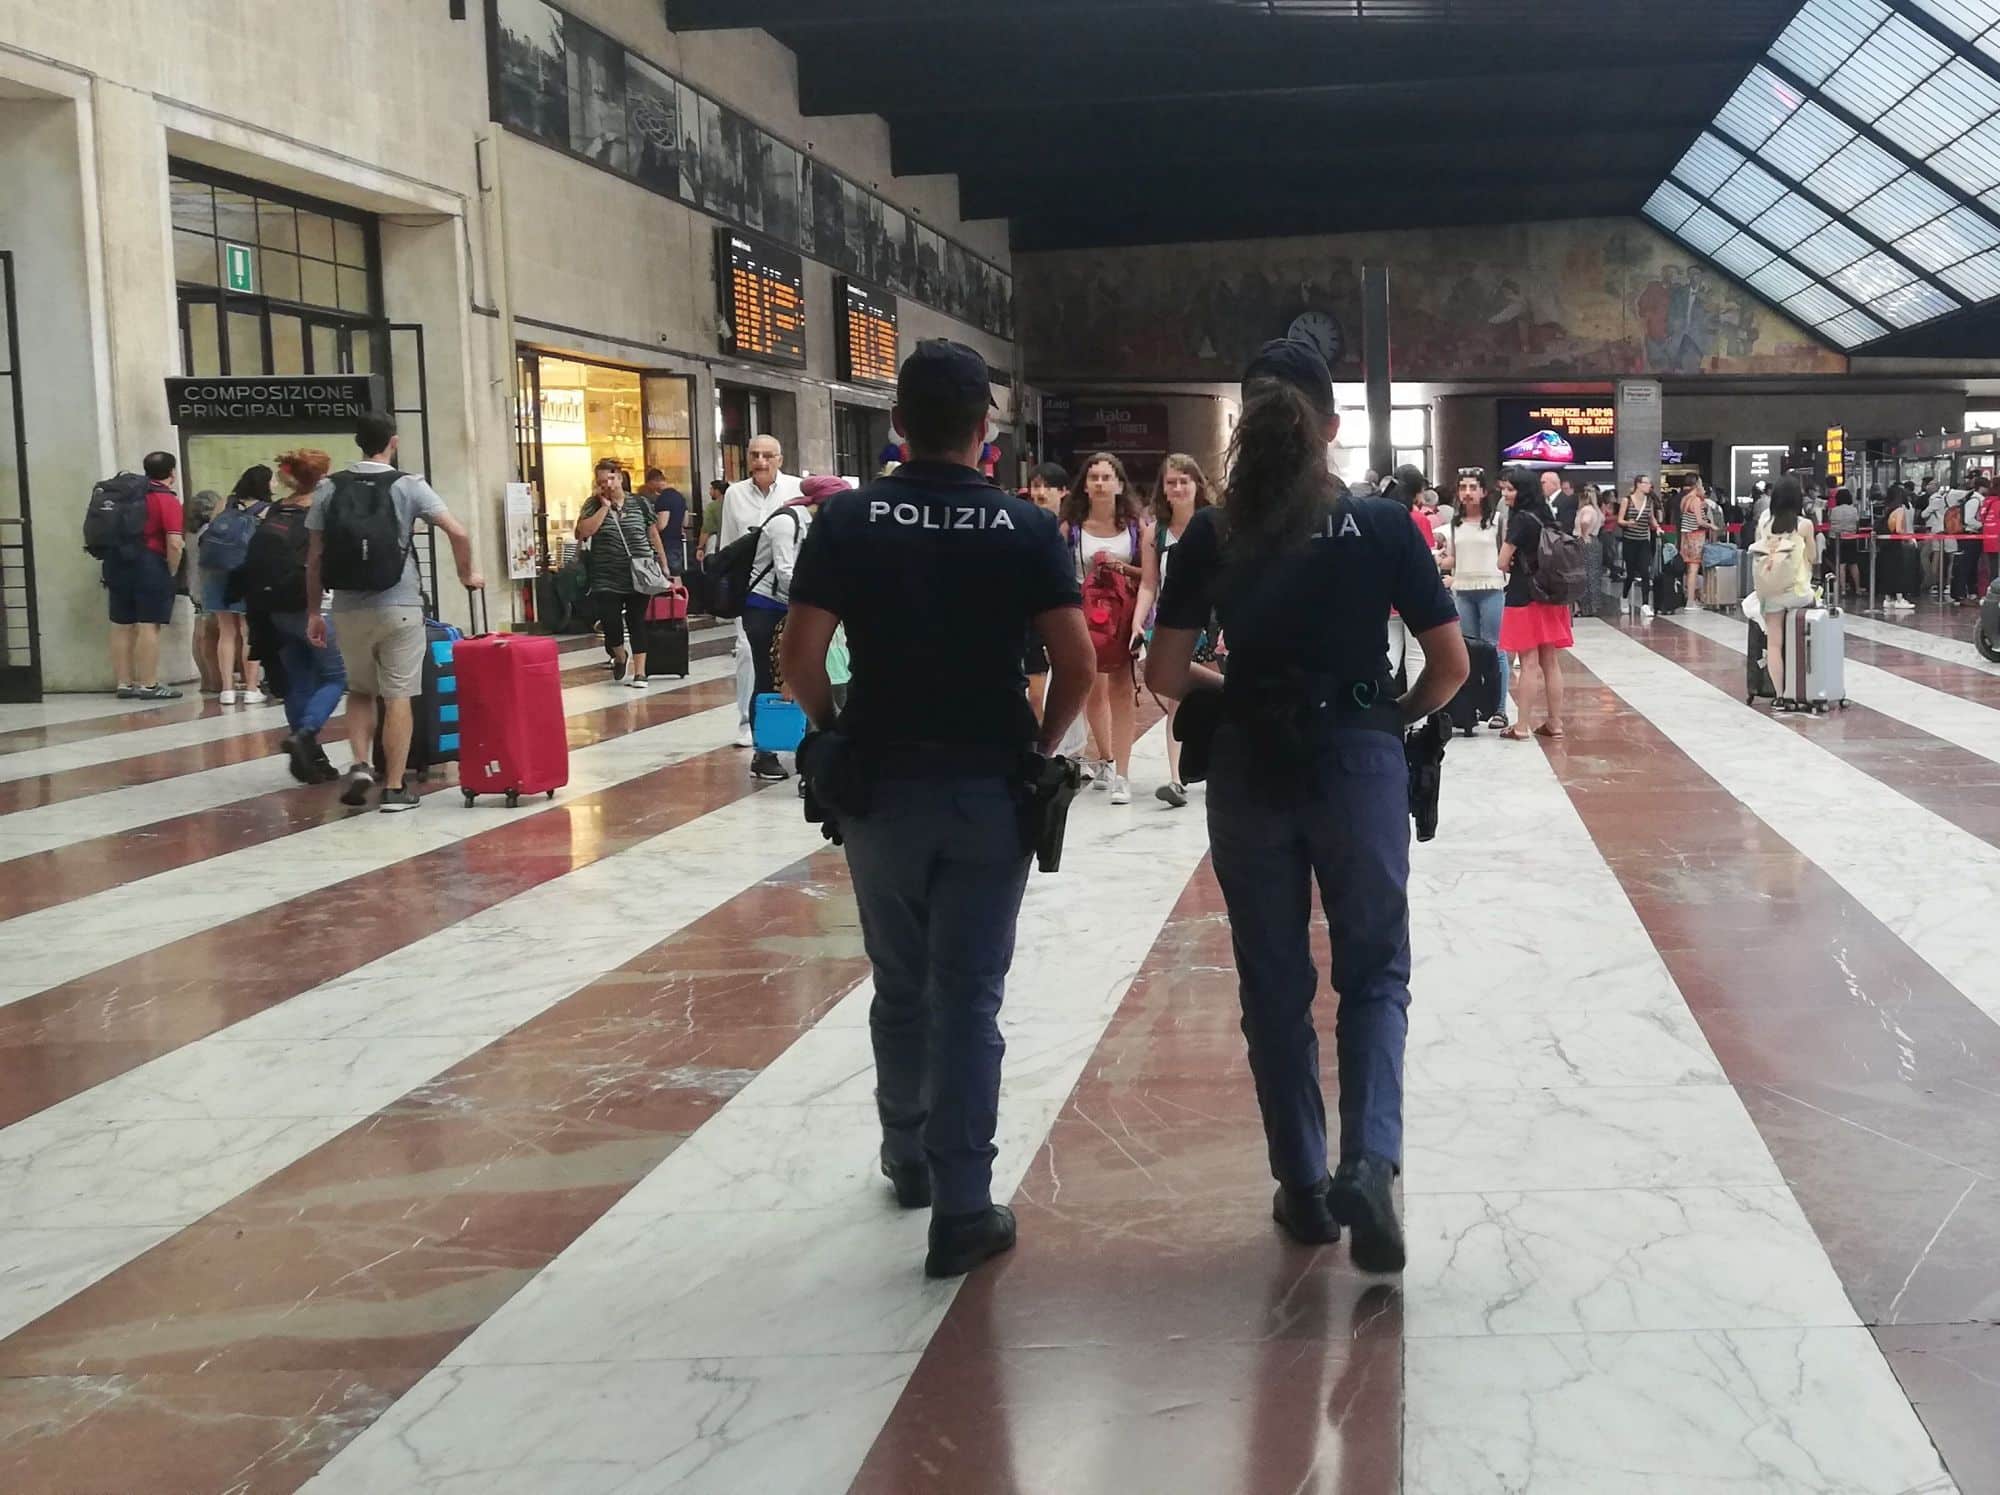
top-left (319, 469), bottom-right (409, 594)
top-left (239, 505), bottom-right (312, 613)
top-left (702, 510), bottom-right (798, 619)
top-left (82, 473), bottom-right (151, 560)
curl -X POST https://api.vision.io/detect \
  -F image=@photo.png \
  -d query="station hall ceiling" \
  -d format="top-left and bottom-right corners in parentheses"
top-left (667, 0), bottom-right (2000, 357)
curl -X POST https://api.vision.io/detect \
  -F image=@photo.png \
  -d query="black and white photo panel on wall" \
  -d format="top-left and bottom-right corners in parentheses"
top-left (626, 55), bottom-right (679, 195)
top-left (842, 176), bottom-right (872, 283)
top-left (676, 80), bottom-right (702, 206)
top-left (494, 0), bottom-right (567, 147)
top-left (876, 203), bottom-right (908, 298)
top-left (565, 21), bottom-right (627, 173)
top-left (763, 137), bottom-right (800, 251)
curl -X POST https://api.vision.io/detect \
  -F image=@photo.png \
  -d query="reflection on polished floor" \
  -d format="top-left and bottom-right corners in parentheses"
top-left (0, 610), bottom-right (1997, 1493)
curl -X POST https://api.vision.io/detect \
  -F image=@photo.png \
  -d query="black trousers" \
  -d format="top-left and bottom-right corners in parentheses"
top-left (743, 604), bottom-right (784, 737)
top-left (1620, 537), bottom-right (1654, 605)
top-left (597, 591), bottom-right (649, 655)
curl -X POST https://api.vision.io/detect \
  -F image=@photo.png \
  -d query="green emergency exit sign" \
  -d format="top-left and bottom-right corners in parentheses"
top-left (224, 242), bottom-right (255, 294)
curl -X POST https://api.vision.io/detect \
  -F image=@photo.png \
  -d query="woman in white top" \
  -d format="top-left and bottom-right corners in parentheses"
top-left (1132, 453), bottom-right (1214, 809)
top-left (1062, 453), bottom-right (1154, 804)
top-left (1440, 469), bottom-right (1509, 728)
top-left (1574, 483), bottom-right (1605, 614)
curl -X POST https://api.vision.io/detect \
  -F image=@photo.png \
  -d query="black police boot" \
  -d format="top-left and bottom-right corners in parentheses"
top-left (924, 1204), bottom-right (1016, 1279)
top-left (880, 1150), bottom-right (931, 1210)
top-left (1328, 1155), bottom-right (1406, 1274)
top-left (1272, 1176), bottom-right (1340, 1246)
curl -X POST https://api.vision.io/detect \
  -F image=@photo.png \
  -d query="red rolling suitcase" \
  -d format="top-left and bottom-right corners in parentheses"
top-left (454, 592), bottom-right (570, 807)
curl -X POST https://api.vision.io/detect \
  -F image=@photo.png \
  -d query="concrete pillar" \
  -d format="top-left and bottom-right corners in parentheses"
top-left (1616, 379), bottom-right (1664, 491)
top-left (0, 95), bottom-right (114, 692)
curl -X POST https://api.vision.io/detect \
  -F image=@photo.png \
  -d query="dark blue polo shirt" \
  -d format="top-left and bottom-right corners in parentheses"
top-left (1157, 486), bottom-right (1456, 691)
top-left (789, 460), bottom-right (1081, 748)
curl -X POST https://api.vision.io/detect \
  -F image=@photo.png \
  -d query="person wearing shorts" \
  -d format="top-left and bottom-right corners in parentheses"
top-left (105, 451), bottom-right (186, 700)
top-left (305, 414), bottom-right (484, 815)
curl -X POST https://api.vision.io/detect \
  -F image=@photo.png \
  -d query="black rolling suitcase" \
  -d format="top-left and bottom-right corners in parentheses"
top-left (1746, 619), bottom-right (1776, 704)
top-left (647, 618), bottom-right (690, 678)
top-left (1446, 634), bottom-right (1505, 734)
top-left (374, 616), bottom-right (462, 779)
top-left (1657, 553), bottom-right (1688, 614)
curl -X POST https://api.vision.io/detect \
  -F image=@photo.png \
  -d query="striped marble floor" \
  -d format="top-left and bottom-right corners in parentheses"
top-left (0, 609), bottom-right (1994, 1494)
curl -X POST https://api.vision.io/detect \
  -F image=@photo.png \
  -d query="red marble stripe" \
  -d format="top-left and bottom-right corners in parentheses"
top-left (852, 865), bottom-right (1401, 1495)
top-left (1547, 649), bottom-right (2000, 1491)
top-left (0, 706), bottom-right (756, 1129)
top-left (0, 679), bottom-right (738, 922)
top-left (0, 851), bottom-right (862, 1495)
top-left (0, 699), bottom-right (228, 756)
top-left (0, 638), bottom-right (717, 809)
top-left (1629, 620), bottom-right (2000, 847)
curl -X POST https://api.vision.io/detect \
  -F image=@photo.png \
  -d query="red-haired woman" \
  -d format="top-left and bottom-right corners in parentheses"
top-left (1062, 452), bottom-right (1153, 803)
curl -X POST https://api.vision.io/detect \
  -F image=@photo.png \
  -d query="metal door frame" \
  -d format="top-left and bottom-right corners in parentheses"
top-left (0, 251), bottom-right (41, 702)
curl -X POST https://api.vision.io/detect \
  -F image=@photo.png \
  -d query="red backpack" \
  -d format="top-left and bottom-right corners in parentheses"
top-left (1073, 522), bottom-right (1140, 672)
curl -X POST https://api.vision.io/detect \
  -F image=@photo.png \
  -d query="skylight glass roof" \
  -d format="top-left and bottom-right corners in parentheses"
top-left (1644, 0), bottom-right (2000, 350)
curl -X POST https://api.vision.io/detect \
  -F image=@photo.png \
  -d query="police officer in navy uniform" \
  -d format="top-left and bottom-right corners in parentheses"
top-left (1146, 339), bottom-right (1469, 1272)
top-left (780, 340), bottom-right (1095, 1278)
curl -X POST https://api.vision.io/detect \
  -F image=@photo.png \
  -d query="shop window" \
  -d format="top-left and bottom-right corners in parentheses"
top-left (643, 374), bottom-right (696, 495)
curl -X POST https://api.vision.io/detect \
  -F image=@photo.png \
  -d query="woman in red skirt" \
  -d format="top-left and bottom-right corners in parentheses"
top-left (1495, 467), bottom-right (1574, 741)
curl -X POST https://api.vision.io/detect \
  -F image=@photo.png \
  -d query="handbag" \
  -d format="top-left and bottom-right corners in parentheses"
top-left (605, 500), bottom-right (669, 596)
top-left (1076, 523), bottom-right (1141, 673)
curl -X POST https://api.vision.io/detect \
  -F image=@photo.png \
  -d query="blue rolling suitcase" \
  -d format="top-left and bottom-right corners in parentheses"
top-left (373, 617), bottom-right (461, 779)
top-left (752, 693), bottom-right (808, 753)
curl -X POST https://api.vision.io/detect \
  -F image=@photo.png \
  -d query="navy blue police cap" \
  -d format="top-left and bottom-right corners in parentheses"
top-left (898, 339), bottom-right (997, 412)
top-left (1242, 338), bottom-right (1334, 416)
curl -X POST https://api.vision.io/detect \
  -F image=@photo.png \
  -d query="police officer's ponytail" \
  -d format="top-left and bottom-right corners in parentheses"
top-left (1224, 377), bottom-right (1334, 558)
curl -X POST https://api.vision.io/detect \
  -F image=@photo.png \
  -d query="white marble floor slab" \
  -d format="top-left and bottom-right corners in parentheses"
top-left (1573, 619), bottom-right (2000, 1028)
top-left (306, 725), bottom-right (1225, 1492)
top-left (1405, 1327), bottom-right (1955, 1494)
top-left (1839, 610), bottom-right (2000, 678)
top-left (0, 788), bottom-right (824, 1339)
top-left (0, 702), bottom-right (742, 1002)
top-left (1667, 607), bottom-right (2000, 759)
top-left (0, 660), bottom-right (732, 857)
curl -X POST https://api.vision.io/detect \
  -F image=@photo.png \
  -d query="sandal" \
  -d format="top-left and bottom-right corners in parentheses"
top-left (1500, 726), bottom-right (1531, 741)
top-left (1534, 724), bottom-right (1566, 740)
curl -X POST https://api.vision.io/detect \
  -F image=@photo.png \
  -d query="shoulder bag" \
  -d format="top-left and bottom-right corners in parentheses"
top-left (606, 501), bottom-right (669, 596)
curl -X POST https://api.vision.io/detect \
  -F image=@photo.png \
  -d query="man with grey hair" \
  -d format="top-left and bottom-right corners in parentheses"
top-left (711, 433), bottom-right (802, 745)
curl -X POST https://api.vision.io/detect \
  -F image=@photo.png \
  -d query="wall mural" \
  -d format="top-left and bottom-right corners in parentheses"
top-left (489, 0), bottom-right (1013, 341)
top-left (1016, 219), bottom-right (1846, 382)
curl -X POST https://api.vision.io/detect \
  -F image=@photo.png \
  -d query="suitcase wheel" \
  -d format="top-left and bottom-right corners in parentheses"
top-left (546, 790), bottom-right (556, 799)
top-left (506, 789), bottom-right (521, 809)
top-left (462, 791), bottom-right (476, 808)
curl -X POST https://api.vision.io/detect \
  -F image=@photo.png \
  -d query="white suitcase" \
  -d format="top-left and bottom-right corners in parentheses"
top-left (1781, 606), bottom-right (1848, 712)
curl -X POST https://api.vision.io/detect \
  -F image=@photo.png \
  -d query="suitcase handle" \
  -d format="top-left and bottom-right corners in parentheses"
top-left (467, 585), bottom-right (490, 639)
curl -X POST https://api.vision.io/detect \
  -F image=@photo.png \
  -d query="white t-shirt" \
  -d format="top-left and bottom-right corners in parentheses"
top-left (713, 473), bottom-right (803, 552)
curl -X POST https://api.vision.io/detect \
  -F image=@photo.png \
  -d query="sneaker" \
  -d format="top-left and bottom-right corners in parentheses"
top-left (611, 654), bottom-right (628, 682)
top-left (881, 1152), bottom-right (931, 1210)
top-left (339, 766), bottom-right (377, 807)
top-left (1272, 1177), bottom-right (1341, 1247)
top-left (1089, 760), bottom-right (1111, 791)
top-left (218, 689), bottom-right (238, 704)
top-left (1109, 774), bottom-right (1131, 805)
top-left (241, 689), bottom-right (267, 705)
top-left (133, 684), bottom-right (183, 701)
top-left (281, 730), bottom-right (319, 785)
top-left (734, 724), bottom-right (754, 750)
top-left (308, 749), bottom-right (342, 785)
top-left (924, 1204), bottom-right (1017, 1279)
top-left (115, 684), bottom-right (138, 699)
top-left (624, 677), bottom-right (649, 690)
top-left (750, 751), bottom-right (789, 782)
top-left (1155, 781), bottom-right (1188, 808)
top-left (378, 783), bottom-right (420, 814)
top-left (1328, 1155), bottom-right (1406, 1275)
top-left (1639, 604), bottom-right (1654, 622)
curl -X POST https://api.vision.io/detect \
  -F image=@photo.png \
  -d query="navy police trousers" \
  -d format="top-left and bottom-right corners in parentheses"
top-left (843, 775), bottom-right (1033, 1217)
top-left (1207, 723), bottom-right (1413, 1188)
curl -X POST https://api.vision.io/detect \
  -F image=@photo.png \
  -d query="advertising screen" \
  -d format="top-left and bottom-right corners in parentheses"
top-left (716, 228), bottom-right (806, 368)
top-left (836, 278), bottom-right (899, 388)
top-left (1496, 399), bottom-right (1616, 473)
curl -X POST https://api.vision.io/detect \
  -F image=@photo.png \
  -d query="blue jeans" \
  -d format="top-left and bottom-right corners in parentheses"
top-left (844, 776), bottom-right (1034, 1216)
top-left (1455, 588), bottom-right (1509, 714)
top-left (1207, 724), bottom-right (1413, 1185)
top-left (270, 612), bottom-right (347, 735)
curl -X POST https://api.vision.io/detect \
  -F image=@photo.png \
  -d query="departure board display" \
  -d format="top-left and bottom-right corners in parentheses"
top-left (716, 229), bottom-right (806, 368)
top-left (836, 278), bottom-right (899, 388)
